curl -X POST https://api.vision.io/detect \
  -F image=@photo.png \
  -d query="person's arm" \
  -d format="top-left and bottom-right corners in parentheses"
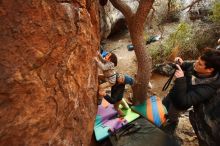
top-left (170, 77), bottom-right (216, 110)
top-left (97, 52), bottom-right (107, 63)
top-left (96, 61), bottom-right (114, 71)
top-left (169, 65), bottom-right (216, 110)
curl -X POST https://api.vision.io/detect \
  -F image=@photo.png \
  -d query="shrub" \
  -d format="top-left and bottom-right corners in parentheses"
top-left (163, 22), bottom-right (198, 59)
top-left (210, 1), bottom-right (220, 24)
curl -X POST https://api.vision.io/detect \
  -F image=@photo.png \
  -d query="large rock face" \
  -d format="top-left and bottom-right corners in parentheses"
top-left (0, 0), bottom-right (99, 145)
top-left (100, 0), bottom-right (138, 39)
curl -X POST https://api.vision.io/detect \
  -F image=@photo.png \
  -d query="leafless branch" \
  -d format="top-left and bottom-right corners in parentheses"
top-left (181, 0), bottom-right (202, 12)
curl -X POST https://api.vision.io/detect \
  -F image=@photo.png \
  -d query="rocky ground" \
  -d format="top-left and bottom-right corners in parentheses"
top-left (102, 27), bottom-right (199, 146)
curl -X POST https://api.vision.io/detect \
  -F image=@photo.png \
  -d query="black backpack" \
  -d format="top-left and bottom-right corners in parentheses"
top-left (100, 118), bottom-right (180, 146)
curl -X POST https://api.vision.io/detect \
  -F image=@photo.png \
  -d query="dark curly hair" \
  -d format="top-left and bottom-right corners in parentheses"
top-left (109, 53), bottom-right (118, 67)
top-left (201, 48), bottom-right (220, 73)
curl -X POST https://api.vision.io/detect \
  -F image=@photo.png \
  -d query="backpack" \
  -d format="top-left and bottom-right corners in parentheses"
top-left (131, 95), bottom-right (167, 127)
top-left (105, 118), bottom-right (180, 146)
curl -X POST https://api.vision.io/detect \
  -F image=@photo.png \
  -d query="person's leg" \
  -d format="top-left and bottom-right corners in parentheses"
top-left (114, 101), bottom-right (125, 117)
top-left (167, 103), bottom-right (180, 123)
top-left (98, 81), bottom-right (114, 102)
top-left (162, 95), bottom-right (170, 110)
top-left (162, 96), bottom-right (180, 122)
top-left (162, 96), bottom-right (180, 134)
top-left (120, 98), bottom-right (129, 110)
top-left (99, 81), bottom-right (114, 93)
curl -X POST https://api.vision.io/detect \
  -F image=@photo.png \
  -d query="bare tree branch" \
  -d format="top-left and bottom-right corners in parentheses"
top-left (181, 0), bottom-right (202, 12)
top-left (109, 0), bottom-right (134, 21)
top-left (135, 0), bottom-right (155, 30)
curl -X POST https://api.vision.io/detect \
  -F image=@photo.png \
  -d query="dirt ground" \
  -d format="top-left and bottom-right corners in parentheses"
top-left (102, 29), bottom-right (199, 146)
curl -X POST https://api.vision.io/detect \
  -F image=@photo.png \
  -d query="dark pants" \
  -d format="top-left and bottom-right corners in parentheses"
top-left (162, 96), bottom-right (180, 123)
top-left (161, 95), bottom-right (182, 136)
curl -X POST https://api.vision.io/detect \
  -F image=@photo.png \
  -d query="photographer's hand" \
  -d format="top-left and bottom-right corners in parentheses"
top-left (174, 57), bottom-right (183, 65)
top-left (175, 65), bottom-right (184, 78)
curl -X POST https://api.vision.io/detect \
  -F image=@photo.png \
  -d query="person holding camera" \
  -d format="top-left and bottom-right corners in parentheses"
top-left (162, 48), bottom-right (220, 141)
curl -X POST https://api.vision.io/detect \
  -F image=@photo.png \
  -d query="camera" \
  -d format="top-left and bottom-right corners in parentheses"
top-left (169, 60), bottom-right (181, 70)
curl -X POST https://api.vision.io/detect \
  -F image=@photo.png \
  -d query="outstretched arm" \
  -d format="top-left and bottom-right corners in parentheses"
top-left (95, 57), bottom-right (114, 71)
top-left (97, 52), bottom-right (107, 63)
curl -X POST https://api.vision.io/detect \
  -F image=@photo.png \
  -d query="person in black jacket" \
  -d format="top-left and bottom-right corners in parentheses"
top-left (162, 48), bottom-right (220, 135)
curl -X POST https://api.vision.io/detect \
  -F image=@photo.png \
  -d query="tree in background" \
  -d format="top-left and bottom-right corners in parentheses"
top-left (109, 0), bottom-right (155, 104)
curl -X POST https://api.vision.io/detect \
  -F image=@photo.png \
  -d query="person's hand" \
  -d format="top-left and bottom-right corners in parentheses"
top-left (99, 90), bottom-right (106, 97)
top-left (175, 64), bottom-right (184, 78)
top-left (174, 57), bottom-right (183, 65)
top-left (94, 57), bottom-right (98, 62)
top-left (97, 51), bottom-right (101, 56)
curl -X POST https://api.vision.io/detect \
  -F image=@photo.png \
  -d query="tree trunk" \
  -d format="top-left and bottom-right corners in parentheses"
top-left (0, 0), bottom-right (99, 145)
top-left (109, 0), bottom-right (154, 105)
top-left (129, 23), bottom-right (152, 105)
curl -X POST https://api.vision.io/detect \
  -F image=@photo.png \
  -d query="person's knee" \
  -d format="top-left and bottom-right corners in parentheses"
top-left (162, 96), bottom-right (170, 109)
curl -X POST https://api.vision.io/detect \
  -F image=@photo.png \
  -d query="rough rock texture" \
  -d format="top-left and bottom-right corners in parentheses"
top-left (100, 0), bottom-right (138, 39)
top-left (0, 0), bottom-right (99, 145)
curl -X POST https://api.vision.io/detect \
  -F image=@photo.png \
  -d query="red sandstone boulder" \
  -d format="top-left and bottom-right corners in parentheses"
top-left (0, 0), bottom-right (99, 145)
